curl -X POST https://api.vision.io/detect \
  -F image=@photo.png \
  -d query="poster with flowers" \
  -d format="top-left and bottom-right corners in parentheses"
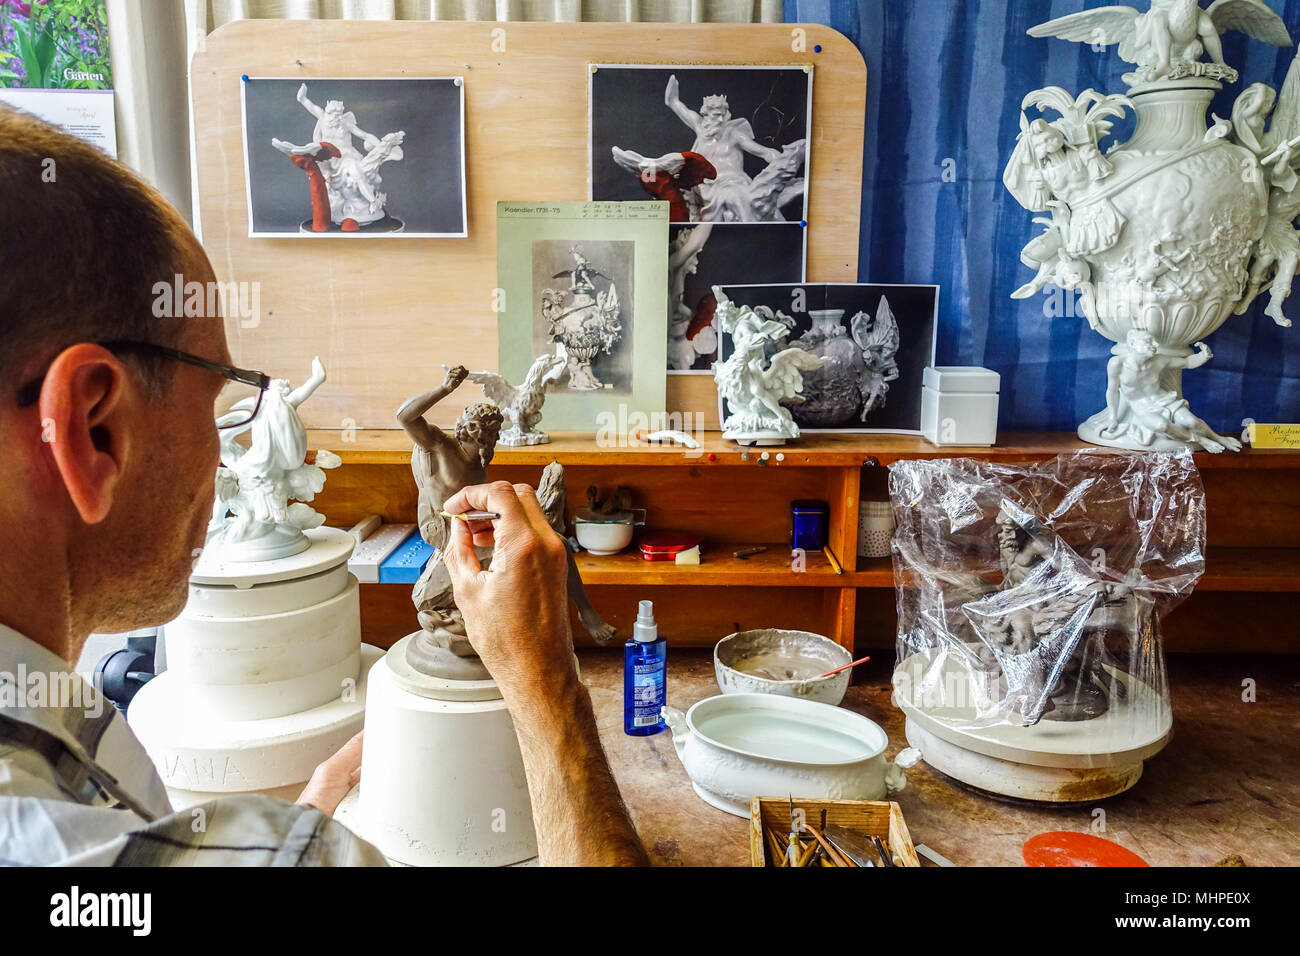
top-left (0, 0), bottom-right (111, 89)
top-left (0, 0), bottom-right (115, 156)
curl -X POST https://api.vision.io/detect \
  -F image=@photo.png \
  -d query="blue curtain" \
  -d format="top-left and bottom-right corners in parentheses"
top-left (786, 0), bottom-right (1300, 432)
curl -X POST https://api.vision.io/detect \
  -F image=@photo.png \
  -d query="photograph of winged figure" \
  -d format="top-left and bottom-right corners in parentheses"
top-left (716, 282), bottom-right (939, 434)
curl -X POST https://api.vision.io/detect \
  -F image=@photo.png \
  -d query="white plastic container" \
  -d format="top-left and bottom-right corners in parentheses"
top-left (921, 366), bottom-right (1000, 446)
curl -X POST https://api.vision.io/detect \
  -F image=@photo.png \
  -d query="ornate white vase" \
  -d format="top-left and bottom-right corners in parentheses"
top-left (1005, 3), bottom-right (1300, 453)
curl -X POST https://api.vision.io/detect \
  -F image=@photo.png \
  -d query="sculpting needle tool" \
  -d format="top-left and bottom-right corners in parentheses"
top-left (440, 510), bottom-right (501, 522)
top-left (788, 797), bottom-right (802, 867)
top-left (816, 655), bottom-right (871, 680)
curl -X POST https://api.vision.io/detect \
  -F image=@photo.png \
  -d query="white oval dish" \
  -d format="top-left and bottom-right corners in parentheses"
top-left (662, 693), bottom-right (919, 817)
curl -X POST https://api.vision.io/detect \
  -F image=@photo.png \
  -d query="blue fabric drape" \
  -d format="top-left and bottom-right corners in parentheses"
top-left (787, 0), bottom-right (1300, 432)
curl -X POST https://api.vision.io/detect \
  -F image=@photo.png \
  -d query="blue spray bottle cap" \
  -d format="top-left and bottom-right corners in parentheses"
top-left (633, 600), bottom-right (658, 643)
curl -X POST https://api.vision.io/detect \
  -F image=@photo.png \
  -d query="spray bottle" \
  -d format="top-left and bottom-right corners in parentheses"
top-left (624, 600), bottom-right (667, 736)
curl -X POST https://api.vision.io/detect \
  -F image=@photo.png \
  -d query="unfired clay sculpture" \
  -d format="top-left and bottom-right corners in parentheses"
top-left (543, 246), bottom-right (623, 390)
top-left (613, 74), bottom-right (807, 223)
top-left (1005, 0), bottom-right (1298, 452)
top-left (273, 83), bottom-right (406, 232)
top-left (466, 352), bottom-right (567, 446)
top-left (396, 365), bottom-right (616, 682)
top-left (712, 288), bottom-right (825, 445)
top-left (208, 357), bottom-right (342, 561)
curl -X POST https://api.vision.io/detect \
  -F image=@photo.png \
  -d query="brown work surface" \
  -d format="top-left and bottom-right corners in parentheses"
top-left (579, 648), bottom-right (1300, 867)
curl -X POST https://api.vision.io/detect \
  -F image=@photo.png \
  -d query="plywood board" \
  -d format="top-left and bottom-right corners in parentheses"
top-left (192, 20), bottom-right (865, 430)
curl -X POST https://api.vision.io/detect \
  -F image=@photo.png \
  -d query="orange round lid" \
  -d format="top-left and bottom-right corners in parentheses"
top-left (1023, 832), bottom-right (1148, 867)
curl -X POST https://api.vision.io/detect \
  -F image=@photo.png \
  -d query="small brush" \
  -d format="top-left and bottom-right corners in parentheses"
top-left (816, 655), bottom-right (871, 680)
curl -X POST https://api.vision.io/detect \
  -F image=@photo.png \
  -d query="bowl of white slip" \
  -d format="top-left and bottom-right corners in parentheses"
top-left (661, 693), bottom-right (919, 817)
top-left (714, 628), bottom-right (853, 706)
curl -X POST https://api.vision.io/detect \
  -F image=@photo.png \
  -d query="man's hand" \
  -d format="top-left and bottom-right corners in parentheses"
top-left (1193, 340), bottom-right (1212, 360)
top-left (665, 73), bottom-right (679, 105)
top-left (296, 731), bottom-right (363, 817)
top-left (440, 481), bottom-right (577, 698)
top-left (441, 364), bottom-right (469, 391)
top-left (440, 481), bottom-right (648, 866)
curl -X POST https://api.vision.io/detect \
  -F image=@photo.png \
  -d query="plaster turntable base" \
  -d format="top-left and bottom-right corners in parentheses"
top-left (130, 644), bottom-right (382, 799)
top-left (350, 634), bottom-right (539, 867)
top-left (129, 527), bottom-right (377, 798)
top-left (893, 650), bottom-right (1172, 802)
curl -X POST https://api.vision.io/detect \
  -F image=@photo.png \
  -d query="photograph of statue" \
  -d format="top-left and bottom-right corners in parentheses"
top-left (241, 77), bottom-right (467, 237)
top-left (531, 239), bottom-right (634, 393)
top-left (497, 201), bottom-right (668, 434)
top-left (716, 282), bottom-right (938, 433)
top-left (666, 222), bottom-right (805, 373)
top-left (590, 65), bottom-right (812, 223)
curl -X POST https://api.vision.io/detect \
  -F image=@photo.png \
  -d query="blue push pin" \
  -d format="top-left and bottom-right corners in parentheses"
top-left (240, 74), bottom-right (249, 82)
top-left (814, 44), bottom-right (822, 53)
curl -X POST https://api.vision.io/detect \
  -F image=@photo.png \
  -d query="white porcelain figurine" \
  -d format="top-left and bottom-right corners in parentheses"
top-left (207, 357), bottom-right (342, 560)
top-left (712, 288), bottom-right (825, 445)
top-left (466, 352), bottom-right (568, 446)
top-left (1005, 0), bottom-right (1299, 452)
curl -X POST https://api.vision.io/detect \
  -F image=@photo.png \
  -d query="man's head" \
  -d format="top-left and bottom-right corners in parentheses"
top-left (0, 106), bottom-right (229, 651)
top-left (455, 403), bottom-right (504, 468)
top-left (1126, 328), bottom-right (1158, 359)
top-left (699, 94), bottom-right (730, 136)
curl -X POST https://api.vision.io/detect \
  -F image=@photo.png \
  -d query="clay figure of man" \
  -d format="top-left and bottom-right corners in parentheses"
top-left (1102, 329), bottom-right (1242, 452)
top-left (398, 365), bottom-right (616, 679)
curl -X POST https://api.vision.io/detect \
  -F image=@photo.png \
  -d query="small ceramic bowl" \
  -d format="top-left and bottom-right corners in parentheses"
top-left (572, 509), bottom-right (643, 556)
top-left (714, 628), bottom-right (853, 706)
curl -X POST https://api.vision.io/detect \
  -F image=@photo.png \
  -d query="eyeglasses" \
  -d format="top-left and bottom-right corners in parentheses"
top-left (16, 340), bottom-right (272, 430)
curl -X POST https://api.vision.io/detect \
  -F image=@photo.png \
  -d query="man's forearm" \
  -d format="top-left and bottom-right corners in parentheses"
top-left (506, 676), bottom-right (649, 866)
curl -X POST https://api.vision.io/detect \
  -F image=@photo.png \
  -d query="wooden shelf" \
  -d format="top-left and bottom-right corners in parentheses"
top-left (312, 429), bottom-right (1300, 469)
top-left (571, 543), bottom-right (872, 587)
top-left (317, 430), bottom-right (1300, 649)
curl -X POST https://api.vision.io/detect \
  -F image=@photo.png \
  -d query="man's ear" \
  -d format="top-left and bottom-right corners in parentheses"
top-left (39, 344), bottom-right (132, 525)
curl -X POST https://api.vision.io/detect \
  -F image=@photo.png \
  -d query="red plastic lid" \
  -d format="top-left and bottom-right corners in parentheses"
top-left (638, 531), bottom-right (702, 555)
top-left (1023, 832), bottom-right (1148, 867)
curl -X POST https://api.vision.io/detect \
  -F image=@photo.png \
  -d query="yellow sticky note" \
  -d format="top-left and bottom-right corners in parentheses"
top-left (1249, 424), bottom-right (1300, 449)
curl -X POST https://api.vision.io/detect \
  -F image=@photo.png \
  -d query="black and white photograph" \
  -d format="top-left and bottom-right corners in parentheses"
top-left (531, 238), bottom-right (635, 395)
top-left (589, 64), bottom-right (812, 224)
top-left (717, 282), bottom-right (939, 433)
top-left (668, 221), bottom-right (806, 373)
top-left (241, 76), bottom-right (467, 237)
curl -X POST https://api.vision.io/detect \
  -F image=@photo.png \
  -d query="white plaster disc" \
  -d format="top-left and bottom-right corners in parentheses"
top-left (127, 644), bottom-right (383, 794)
top-left (384, 632), bottom-right (502, 702)
top-left (893, 650), bottom-right (1172, 769)
top-left (190, 526), bottom-right (355, 588)
top-left (904, 719), bottom-right (1146, 802)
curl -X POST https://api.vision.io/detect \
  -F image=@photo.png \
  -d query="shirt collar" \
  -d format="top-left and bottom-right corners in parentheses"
top-left (0, 622), bottom-right (171, 818)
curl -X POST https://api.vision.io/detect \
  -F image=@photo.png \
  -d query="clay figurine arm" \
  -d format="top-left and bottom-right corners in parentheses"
top-left (286, 356), bottom-right (326, 408)
top-left (297, 83), bottom-right (323, 119)
top-left (396, 365), bottom-right (467, 453)
top-left (736, 124), bottom-right (782, 165)
top-left (664, 74), bottom-right (701, 132)
top-left (1177, 341), bottom-right (1214, 370)
top-left (440, 481), bottom-right (649, 866)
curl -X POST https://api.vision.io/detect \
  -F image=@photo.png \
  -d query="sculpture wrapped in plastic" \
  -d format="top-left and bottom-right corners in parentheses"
top-left (890, 451), bottom-right (1203, 747)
